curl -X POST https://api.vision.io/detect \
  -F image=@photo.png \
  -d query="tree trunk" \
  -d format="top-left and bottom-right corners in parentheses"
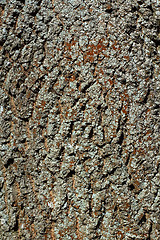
top-left (0, 0), bottom-right (159, 239)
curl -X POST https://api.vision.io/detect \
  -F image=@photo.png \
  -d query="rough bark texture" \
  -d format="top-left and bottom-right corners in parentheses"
top-left (0, 0), bottom-right (160, 239)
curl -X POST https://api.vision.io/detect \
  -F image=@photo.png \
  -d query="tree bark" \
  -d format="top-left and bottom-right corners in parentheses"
top-left (0, 0), bottom-right (160, 239)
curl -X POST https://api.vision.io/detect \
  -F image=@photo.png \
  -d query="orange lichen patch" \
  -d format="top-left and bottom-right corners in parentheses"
top-left (83, 53), bottom-right (94, 63)
top-left (33, 62), bottom-right (40, 68)
top-left (33, 128), bottom-right (37, 137)
top-left (146, 136), bottom-right (152, 141)
top-left (12, 163), bottom-right (18, 171)
top-left (15, 182), bottom-right (21, 201)
top-left (44, 137), bottom-right (49, 151)
top-left (97, 39), bottom-right (108, 52)
top-left (49, 190), bottom-right (55, 208)
top-left (83, 38), bottom-right (108, 63)
top-left (108, 78), bottom-right (114, 85)
top-left (76, 216), bottom-right (81, 240)
top-left (12, 138), bottom-right (16, 146)
top-left (98, 68), bottom-right (104, 76)
top-left (37, 65), bottom-right (46, 74)
top-left (122, 105), bottom-right (128, 115)
top-left (67, 157), bottom-right (73, 167)
top-left (65, 39), bottom-right (77, 52)
top-left (24, 219), bottom-right (29, 231)
top-left (146, 108), bottom-right (151, 114)
top-left (121, 90), bottom-right (129, 101)
top-left (66, 54), bottom-right (72, 59)
top-left (123, 201), bottom-right (130, 209)
top-left (35, 111), bottom-right (42, 120)
top-left (132, 148), bottom-right (136, 155)
top-left (94, 67), bottom-right (106, 77)
top-left (106, 4), bottom-right (112, 10)
top-left (18, 219), bottom-right (22, 237)
top-left (40, 100), bottom-right (46, 108)
top-left (88, 54), bottom-right (96, 62)
top-left (138, 138), bottom-right (142, 143)
top-left (76, 61), bottom-right (81, 67)
top-left (85, 167), bottom-right (89, 172)
top-left (120, 91), bottom-right (129, 116)
top-left (124, 56), bottom-right (129, 61)
top-left (51, 222), bottom-right (56, 240)
top-left (10, 96), bottom-right (17, 116)
top-left (111, 40), bottom-right (120, 50)
top-left (132, 179), bottom-right (140, 191)
top-left (146, 130), bottom-right (152, 135)
top-left (44, 228), bottom-right (51, 240)
top-left (94, 211), bottom-right (100, 217)
top-left (70, 75), bottom-right (76, 82)
top-left (54, 81), bottom-right (59, 87)
top-left (58, 224), bottom-right (74, 237)
top-left (31, 223), bottom-right (37, 238)
top-left (68, 110), bottom-right (77, 121)
top-left (137, 147), bottom-right (145, 155)
top-left (117, 231), bottom-right (124, 239)
top-left (108, 22), bottom-right (114, 28)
